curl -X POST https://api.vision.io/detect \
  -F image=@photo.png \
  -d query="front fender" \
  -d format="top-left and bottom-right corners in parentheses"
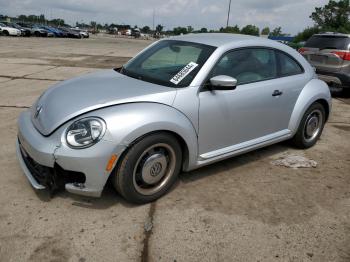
top-left (288, 79), bottom-right (332, 135)
top-left (94, 102), bottom-right (198, 171)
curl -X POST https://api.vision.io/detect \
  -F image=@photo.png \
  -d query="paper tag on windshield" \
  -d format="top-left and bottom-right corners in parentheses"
top-left (170, 62), bottom-right (198, 85)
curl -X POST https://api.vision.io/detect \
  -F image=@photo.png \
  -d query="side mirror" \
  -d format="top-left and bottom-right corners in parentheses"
top-left (209, 75), bottom-right (237, 90)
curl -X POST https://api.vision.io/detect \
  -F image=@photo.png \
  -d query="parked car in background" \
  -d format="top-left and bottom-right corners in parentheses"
top-left (16, 34), bottom-right (331, 204)
top-left (40, 26), bottom-right (63, 37)
top-left (131, 28), bottom-right (141, 38)
top-left (58, 27), bottom-right (83, 38)
top-left (18, 23), bottom-right (50, 37)
top-left (78, 30), bottom-right (89, 38)
top-left (299, 33), bottom-right (350, 94)
top-left (56, 27), bottom-right (69, 37)
top-left (124, 29), bottom-right (132, 36)
top-left (0, 22), bottom-right (21, 36)
top-left (1, 22), bottom-right (31, 36)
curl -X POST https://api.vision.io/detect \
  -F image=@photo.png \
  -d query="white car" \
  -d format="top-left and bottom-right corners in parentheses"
top-left (79, 30), bottom-right (89, 38)
top-left (0, 22), bottom-right (21, 36)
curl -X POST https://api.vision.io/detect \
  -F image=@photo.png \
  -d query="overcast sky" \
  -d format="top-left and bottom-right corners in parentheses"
top-left (0, 0), bottom-right (329, 34)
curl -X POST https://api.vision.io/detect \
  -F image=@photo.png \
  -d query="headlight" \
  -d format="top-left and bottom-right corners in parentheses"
top-left (66, 117), bottom-right (106, 149)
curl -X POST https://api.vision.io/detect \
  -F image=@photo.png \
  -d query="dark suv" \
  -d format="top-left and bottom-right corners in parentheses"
top-left (299, 33), bottom-right (350, 93)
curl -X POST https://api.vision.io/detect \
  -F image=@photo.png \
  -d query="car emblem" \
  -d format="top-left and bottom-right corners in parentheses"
top-left (34, 106), bottom-right (42, 118)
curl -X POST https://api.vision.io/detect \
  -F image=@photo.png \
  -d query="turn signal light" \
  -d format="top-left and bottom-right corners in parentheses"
top-left (298, 47), bottom-right (309, 54)
top-left (106, 154), bottom-right (118, 172)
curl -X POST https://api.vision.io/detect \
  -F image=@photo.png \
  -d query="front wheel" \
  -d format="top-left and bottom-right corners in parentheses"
top-left (112, 133), bottom-right (182, 204)
top-left (291, 102), bottom-right (326, 149)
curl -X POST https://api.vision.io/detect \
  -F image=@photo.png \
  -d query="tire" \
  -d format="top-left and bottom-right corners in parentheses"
top-left (341, 87), bottom-right (350, 97)
top-left (112, 133), bottom-right (182, 204)
top-left (3, 31), bottom-right (9, 36)
top-left (34, 31), bottom-right (41, 37)
top-left (291, 102), bottom-right (326, 149)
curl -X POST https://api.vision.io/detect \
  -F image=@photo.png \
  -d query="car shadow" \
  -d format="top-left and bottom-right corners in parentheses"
top-left (177, 141), bottom-right (291, 188)
top-left (35, 181), bottom-right (136, 210)
top-left (35, 141), bottom-right (291, 209)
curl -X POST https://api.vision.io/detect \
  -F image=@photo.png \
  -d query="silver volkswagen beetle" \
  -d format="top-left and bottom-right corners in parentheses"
top-left (16, 33), bottom-right (331, 203)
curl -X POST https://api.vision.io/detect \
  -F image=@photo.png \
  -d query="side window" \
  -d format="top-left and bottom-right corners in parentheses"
top-left (210, 48), bottom-right (277, 85)
top-left (277, 51), bottom-right (303, 76)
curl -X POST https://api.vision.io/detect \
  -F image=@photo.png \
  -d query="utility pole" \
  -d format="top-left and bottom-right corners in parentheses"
top-left (226, 0), bottom-right (232, 28)
top-left (152, 9), bottom-right (155, 32)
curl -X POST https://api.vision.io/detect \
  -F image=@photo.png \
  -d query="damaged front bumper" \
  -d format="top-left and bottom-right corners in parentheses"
top-left (16, 110), bottom-right (125, 197)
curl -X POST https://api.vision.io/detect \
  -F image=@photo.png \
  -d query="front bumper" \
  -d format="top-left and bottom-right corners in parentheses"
top-left (16, 140), bottom-right (45, 190)
top-left (16, 111), bottom-right (126, 197)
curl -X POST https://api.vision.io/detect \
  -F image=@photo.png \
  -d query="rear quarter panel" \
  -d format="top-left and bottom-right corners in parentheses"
top-left (288, 78), bottom-right (332, 134)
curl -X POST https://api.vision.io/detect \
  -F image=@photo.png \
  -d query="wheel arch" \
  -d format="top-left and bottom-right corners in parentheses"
top-left (97, 102), bottom-right (198, 173)
top-left (115, 130), bottom-right (190, 174)
top-left (315, 98), bottom-right (330, 121)
top-left (288, 78), bottom-right (332, 135)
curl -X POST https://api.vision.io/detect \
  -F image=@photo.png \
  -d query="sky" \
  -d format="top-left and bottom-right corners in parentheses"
top-left (0, 0), bottom-right (329, 34)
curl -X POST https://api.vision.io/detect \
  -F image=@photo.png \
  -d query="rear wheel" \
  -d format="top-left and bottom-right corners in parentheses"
top-left (112, 133), bottom-right (182, 204)
top-left (341, 87), bottom-right (350, 97)
top-left (291, 102), bottom-right (326, 148)
top-left (3, 30), bottom-right (9, 36)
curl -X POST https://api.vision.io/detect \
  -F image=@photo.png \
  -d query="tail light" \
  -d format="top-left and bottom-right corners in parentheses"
top-left (298, 47), bottom-right (309, 54)
top-left (331, 51), bottom-right (350, 61)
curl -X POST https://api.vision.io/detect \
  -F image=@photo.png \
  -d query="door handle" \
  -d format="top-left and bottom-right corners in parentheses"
top-left (272, 90), bottom-right (283, 97)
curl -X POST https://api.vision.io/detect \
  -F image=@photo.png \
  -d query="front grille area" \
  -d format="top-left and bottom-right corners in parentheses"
top-left (19, 140), bottom-right (54, 187)
top-left (18, 139), bottom-right (86, 196)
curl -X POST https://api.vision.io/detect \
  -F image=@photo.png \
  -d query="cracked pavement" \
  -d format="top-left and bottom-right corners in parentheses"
top-left (0, 35), bottom-right (349, 262)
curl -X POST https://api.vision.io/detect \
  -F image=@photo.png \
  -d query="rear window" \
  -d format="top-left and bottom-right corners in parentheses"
top-left (305, 35), bottom-right (350, 50)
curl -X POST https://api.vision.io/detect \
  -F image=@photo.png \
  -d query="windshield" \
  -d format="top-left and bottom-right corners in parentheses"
top-left (305, 35), bottom-right (350, 50)
top-left (121, 40), bottom-right (216, 87)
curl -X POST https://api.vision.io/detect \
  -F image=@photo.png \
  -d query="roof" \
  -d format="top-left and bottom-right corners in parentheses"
top-left (314, 32), bottom-right (350, 38)
top-left (169, 33), bottom-right (261, 47)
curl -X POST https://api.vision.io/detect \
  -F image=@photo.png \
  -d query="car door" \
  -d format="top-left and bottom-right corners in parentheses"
top-left (198, 47), bottom-right (305, 158)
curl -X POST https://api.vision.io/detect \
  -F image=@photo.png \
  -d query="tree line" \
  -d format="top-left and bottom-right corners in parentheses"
top-left (1, 0), bottom-right (349, 41)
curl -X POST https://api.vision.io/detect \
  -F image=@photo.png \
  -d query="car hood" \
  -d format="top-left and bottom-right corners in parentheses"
top-left (31, 69), bottom-right (177, 136)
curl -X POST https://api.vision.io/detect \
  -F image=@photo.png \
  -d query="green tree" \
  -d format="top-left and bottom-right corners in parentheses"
top-left (90, 21), bottom-right (97, 28)
top-left (142, 26), bottom-right (151, 33)
top-left (200, 27), bottom-right (208, 33)
top-left (187, 25), bottom-right (194, 33)
top-left (261, 27), bottom-right (270, 35)
top-left (310, 0), bottom-right (350, 32)
top-left (18, 15), bottom-right (27, 21)
top-left (293, 27), bottom-right (320, 43)
top-left (49, 18), bottom-right (65, 26)
top-left (220, 25), bottom-right (240, 33)
top-left (173, 27), bottom-right (188, 35)
top-left (240, 24), bottom-right (259, 36)
top-left (270, 27), bottom-right (284, 36)
top-left (156, 24), bottom-right (164, 33)
top-left (39, 14), bottom-right (45, 23)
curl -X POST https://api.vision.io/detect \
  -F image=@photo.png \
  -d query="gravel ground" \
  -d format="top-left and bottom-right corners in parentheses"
top-left (0, 35), bottom-right (349, 262)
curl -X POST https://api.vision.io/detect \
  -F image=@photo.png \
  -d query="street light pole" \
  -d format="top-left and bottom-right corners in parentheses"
top-left (152, 9), bottom-right (155, 32)
top-left (226, 0), bottom-right (232, 28)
